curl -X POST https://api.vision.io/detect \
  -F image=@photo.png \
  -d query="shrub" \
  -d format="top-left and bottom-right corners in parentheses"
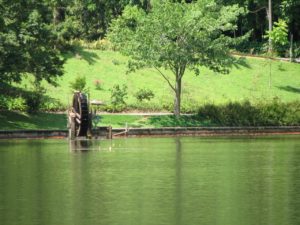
top-left (108, 84), bottom-right (128, 112)
top-left (25, 93), bottom-right (43, 113)
top-left (181, 97), bottom-right (199, 114)
top-left (7, 97), bottom-right (27, 111)
top-left (40, 97), bottom-right (66, 112)
top-left (69, 75), bottom-right (87, 92)
top-left (197, 100), bottom-right (300, 126)
top-left (103, 104), bottom-right (127, 113)
top-left (127, 101), bottom-right (164, 112)
top-left (134, 88), bottom-right (155, 102)
top-left (24, 85), bottom-right (46, 113)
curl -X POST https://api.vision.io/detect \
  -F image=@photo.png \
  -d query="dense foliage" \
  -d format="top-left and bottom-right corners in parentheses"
top-left (197, 99), bottom-right (300, 126)
top-left (2, 0), bottom-right (298, 46)
top-left (51, 0), bottom-right (300, 44)
top-left (0, 0), bottom-right (64, 85)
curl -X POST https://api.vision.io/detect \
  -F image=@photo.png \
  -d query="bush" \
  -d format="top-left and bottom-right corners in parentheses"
top-left (108, 84), bottom-right (128, 112)
top-left (7, 97), bottom-right (27, 111)
top-left (197, 99), bottom-right (300, 126)
top-left (181, 97), bottom-right (199, 114)
top-left (25, 93), bottom-right (43, 113)
top-left (134, 88), bottom-right (155, 102)
top-left (69, 75), bottom-right (87, 92)
top-left (103, 104), bottom-right (127, 113)
top-left (127, 101), bottom-right (164, 112)
top-left (24, 85), bottom-right (46, 113)
top-left (40, 97), bottom-right (66, 112)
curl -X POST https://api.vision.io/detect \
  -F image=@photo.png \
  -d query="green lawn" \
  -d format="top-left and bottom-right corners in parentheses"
top-left (0, 111), bottom-right (211, 130)
top-left (0, 111), bottom-right (67, 130)
top-left (27, 48), bottom-right (300, 111)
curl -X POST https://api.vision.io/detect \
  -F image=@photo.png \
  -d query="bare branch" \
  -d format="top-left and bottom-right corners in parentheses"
top-left (249, 7), bottom-right (267, 14)
top-left (154, 66), bottom-right (175, 92)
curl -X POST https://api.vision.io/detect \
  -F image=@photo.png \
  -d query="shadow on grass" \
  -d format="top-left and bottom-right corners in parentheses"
top-left (0, 111), bottom-right (67, 130)
top-left (64, 46), bottom-right (100, 65)
top-left (232, 57), bottom-right (251, 70)
top-left (277, 85), bottom-right (300, 94)
top-left (277, 64), bottom-right (286, 71)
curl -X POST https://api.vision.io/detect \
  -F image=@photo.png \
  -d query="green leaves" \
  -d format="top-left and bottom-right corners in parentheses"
top-left (110, 0), bottom-right (245, 74)
top-left (0, 0), bottom-right (64, 85)
top-left (108, 0), bottom-right (245, 115)
top-left (265, 19), bottom-right (288, 46)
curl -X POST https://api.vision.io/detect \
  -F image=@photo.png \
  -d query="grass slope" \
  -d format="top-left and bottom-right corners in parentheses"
top-left (35, 49), bottom-right (300, 110)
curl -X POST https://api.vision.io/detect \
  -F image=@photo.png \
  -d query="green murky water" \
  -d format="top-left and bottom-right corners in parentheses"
top-left (0, 136), bottom-right (300, 225)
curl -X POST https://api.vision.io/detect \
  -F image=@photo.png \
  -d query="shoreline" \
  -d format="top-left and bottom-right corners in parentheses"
top-left (0, 126), bottom-right (300, 140)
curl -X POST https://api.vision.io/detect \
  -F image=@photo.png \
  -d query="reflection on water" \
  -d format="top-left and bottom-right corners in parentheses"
top-left (0, 136), bottom-right (300, 225)
top-left (69, 140), bottom-right (99, 152)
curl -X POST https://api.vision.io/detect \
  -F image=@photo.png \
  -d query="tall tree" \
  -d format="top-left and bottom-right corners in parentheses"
top-left (0, 0), bottom-right (64, 86)
top-left (52, 0), bottom-right (152, 41)
top-left (108, 0), bottom-right (246, 116)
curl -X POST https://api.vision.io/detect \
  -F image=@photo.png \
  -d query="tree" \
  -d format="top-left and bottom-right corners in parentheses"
top-left (108, 0), bottom-right (246, 116)
top-left (48, 0), bottom-right (153, 42)
top-left (0, 0), bottom-right (64, 86)
top-left (266, 19), bottom-right (288, 47)
top-left (265, 19), bottom-right (289, 87)
top-left (268, 0), bottom-right (273, 52)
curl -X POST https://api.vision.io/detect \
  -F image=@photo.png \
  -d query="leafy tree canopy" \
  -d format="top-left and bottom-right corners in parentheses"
top-left (0, 0), bottom-right (64, 86)
top-left (108, 0), bottom-right (247, 115)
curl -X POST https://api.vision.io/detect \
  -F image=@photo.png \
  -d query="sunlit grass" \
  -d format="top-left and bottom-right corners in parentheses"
top-left (38, 49), bottom-right (300, 110)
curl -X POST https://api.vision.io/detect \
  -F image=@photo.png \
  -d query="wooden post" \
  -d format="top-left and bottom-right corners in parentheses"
top-left (69, 117), bottom-right (75, 140)
top-left (107, 126), bottom-right (112, 139)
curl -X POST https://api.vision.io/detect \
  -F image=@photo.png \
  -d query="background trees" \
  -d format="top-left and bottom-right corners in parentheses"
top-left (43, 0), bottom-right (300, 45)
top-left (0, 0), bottom-right (64, 85)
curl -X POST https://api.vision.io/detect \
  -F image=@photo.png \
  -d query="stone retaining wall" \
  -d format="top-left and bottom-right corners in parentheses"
top-left (112, 126), bottom-right (300, 137)
top-left (1, 126), bottom-right (299, 139)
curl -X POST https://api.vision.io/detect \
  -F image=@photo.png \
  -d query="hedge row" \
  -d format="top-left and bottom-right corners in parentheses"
top-left (197, 100), bottom-right (300, 126)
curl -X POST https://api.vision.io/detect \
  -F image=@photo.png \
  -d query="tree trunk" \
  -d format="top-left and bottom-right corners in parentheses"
top-left (267, 0), bottom-right (272, 53)
top-left (174, 76), bottom-right (182, 117)
top-left (53, 6), bottom-right (65, 25)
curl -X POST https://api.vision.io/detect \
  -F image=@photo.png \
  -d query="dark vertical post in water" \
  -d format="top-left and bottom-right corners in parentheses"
top-left (107, 126), bottom-right (112, 139)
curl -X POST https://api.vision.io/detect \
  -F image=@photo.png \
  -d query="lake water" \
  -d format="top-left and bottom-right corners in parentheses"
top-left (0, 136), bottom-right (300, 225)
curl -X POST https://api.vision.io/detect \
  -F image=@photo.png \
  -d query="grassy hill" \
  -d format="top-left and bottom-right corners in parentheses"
top-left (28, 49), bottom-right (300, 111)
